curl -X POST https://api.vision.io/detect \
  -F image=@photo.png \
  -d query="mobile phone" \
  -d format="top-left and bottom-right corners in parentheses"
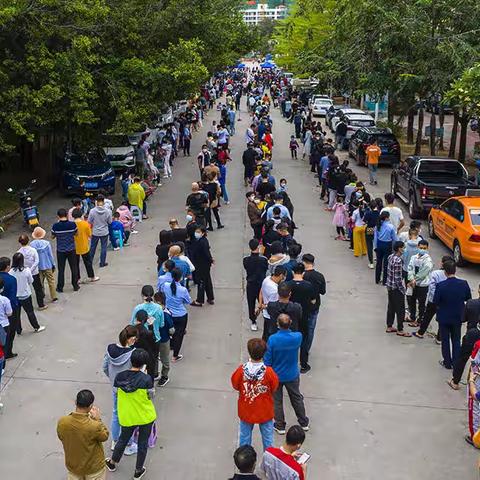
top-left (297, 452), bottom-right (311, 465)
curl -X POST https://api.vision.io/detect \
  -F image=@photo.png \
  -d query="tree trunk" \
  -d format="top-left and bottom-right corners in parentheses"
top-left (430, 112), bottom-right (436, 156)
top-left (449, 110), bottom-right (459, 158)
top-left (387, 93), bottom-right (394, 123)
top-left (458, 108), bottom-right (470, 163)
top-left (406, 107), bottom-right (415, 144)
top-left (438, 110), bottom-right (445, 150)
top-left (414, 108), bottom-right (424, 155)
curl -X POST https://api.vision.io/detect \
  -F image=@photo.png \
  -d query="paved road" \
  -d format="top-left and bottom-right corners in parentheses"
top-left (0, 103), bottom-right (479, 479)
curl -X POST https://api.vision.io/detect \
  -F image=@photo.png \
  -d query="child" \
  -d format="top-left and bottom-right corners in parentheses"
top-left (289, 135), bottom-right (299, 159)
top-left (121, 172), bottom-right (134, 202)
top-left (278, 178), bottom-right (288, 192)
top-left (332, 195), bottom-right (348, 240)
top-left (110, 212), bottom-right (126, 251)
top-left (116, 202), bottom-right (136, 243)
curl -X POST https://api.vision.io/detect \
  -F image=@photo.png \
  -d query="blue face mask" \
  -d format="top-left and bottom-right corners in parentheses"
top-left (418, 250), bottom-right (427, 256)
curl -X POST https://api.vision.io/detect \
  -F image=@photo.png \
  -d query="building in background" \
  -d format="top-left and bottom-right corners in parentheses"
top-left (242, 0), bottom-right (289, 25)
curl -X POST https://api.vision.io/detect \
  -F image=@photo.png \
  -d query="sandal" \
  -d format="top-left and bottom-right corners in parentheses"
top-left (386, 327), bottom-right (398, 333)
top-left (412, 332), bottom-right (424, 339)
top-left (190, 301), bottom-right (203, 307)
top-left (396, 331), bottom-right (412, 337)
top-left (408, 321), bottom-right (420, 328)
top-left (447, 380), bottom-right (460, 391)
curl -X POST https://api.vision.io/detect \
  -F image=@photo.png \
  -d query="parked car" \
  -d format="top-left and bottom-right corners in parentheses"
top-left (342, 113), bottom-right (376, 140)
top-left (428, 191), bottom-right (480, 265)
top-left (309, 94), bottom-right (330, 108)
top-left (391, 156), bottom-right (475, 219)
top-left (330, 108), bottom-right (365, 133)
top-left (312, 98), bottom-right (333, 117)
top-left (348, 127), bottom-right (401, 166)
top-left (101, 134), bottom-right (135, 171)
top-left (60, 149), bottom-right (116, 195)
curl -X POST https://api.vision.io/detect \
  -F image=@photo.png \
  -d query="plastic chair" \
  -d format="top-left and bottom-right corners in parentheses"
top-left (130, 205), bottom-right (142, 223)
top-left (112, 230), bottom-right (124, 249)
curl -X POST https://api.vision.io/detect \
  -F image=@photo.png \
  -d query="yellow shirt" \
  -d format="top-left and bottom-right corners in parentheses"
top-left (366, 145), bottom-right (381, 165)
top-left (128, 183), bottom-right (146, 210)
top-left (74, 219), bottom-right (91, 255)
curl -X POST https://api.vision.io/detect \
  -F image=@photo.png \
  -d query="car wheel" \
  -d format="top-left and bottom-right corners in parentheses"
top-left (409, 195), bottom-right (420, 219)
top-left (453, 241), bottom-right (466, 267)
top-left (428, 217), bottom-right (437, 239)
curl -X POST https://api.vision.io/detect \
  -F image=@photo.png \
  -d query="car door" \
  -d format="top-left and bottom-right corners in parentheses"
top-left (443, 200), bottom-right (465, 249)
top-left (434, 199), bottom-right (453, 244)
top-left (397, 157), bottom-right (414, 197)
top-left (349, 131), bottom-right (360, 156)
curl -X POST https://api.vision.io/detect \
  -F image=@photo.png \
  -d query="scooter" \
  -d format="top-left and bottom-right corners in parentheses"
top-left (7, 179), bottom-right (40, 230)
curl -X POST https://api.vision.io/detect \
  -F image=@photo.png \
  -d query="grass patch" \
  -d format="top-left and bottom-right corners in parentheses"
top-left (0, 192), bottom-right (18, 218)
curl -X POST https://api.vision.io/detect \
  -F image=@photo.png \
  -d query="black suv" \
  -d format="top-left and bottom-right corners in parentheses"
top-left (348, 127), bottom-right (401, 167)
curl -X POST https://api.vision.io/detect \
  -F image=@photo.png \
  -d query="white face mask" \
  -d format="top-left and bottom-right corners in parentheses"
top-left (186, 214), bottom-right (193, 222)
top-left (194, 232), bottom-right (202, 239)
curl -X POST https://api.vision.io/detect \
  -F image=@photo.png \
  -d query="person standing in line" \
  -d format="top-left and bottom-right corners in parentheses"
top-left (267, 282), bottom-right (302, 335)
top-left (88, 195), bottom-right (112, 269)
top-left (264, 313), bottom-right (310, 435)
top-left (231, 338), bottom-right (279, 451)
top-left (381, 193), bottom-right (405, 233)
top-left (102, 325), bottom-right (138, 455)
top-left (105, 349), bottom-right (156, 479)
top-left (0, 277), bottom-right (13, 362)
top-left (365, 139), bottom-right (381, 185)
top-left (301, 254), bottom-right (326, 368)
top-left (262, 425), bottom-right (307, 480)
top-left (229, 445), bottom-right (261, 480)
top-left (434, 261), bottom-right (471, 370)
top-left (0, 258), bottom-right (20, 359)
top-left (259, 266), bottom-right (287, 341)
top-left (9, 253), bottom-right (45, 334)
top-left (153, 291), bottom-right (174, 387)
top-left (385, 241), bottom-right (411, 337)
top-left (162, 269), bottom-right (191, 362)
top-left (246, 192), bottom-right (264, 240)
top-left (243, 239), bottom-right (269, 332)
top-left (186, 182), bottom-right (208, 227)
top-left (374, 211), bottom-right (397, 285)
top-left (243, 143), bottom-right (257, 186)
top-left (335, 119), bottom-right (347, 149)
top-left (51, 208), bottom-right (79, 293)
top-left (135, 139), bottom-right (147, 178)
top-left (57, 389), bottom-right (109, 480)
top-left (363, 200), bottom-right (380, 269)
top-left (245, 124), bottom-right (256, 145)
top-left (17, 234), bottom-right (46, 310)
top-left (189, 226), bottom-right (215, 306)
top-left (30, 227), bottom-right (57, 303)
top-left (128, 177), bottom-right (147, 220)
top-left (183, 123), bottom-right (192, 156)
top-left (286, 263), bottom-right (315, 374)
top-left (72, 209), bottom-right (99, 284)
top-left (406, 239), bottom-right (433, 328)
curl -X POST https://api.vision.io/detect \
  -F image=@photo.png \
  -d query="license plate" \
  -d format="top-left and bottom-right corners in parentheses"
top-left (84, 182), bottom-right (97, 189)
top-left (28, 218), bottom-right (39, 225)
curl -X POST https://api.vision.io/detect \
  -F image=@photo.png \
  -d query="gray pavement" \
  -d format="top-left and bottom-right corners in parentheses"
top-left (0, 103), bottom-right (479, 479)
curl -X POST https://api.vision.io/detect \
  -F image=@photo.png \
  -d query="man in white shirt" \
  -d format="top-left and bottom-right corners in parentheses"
top-left (17, 234), bottom-right (46, 310)
top-left (381, 193), bottom-right (405, 233)
top-left (258, 266), bottom-right (287, 341)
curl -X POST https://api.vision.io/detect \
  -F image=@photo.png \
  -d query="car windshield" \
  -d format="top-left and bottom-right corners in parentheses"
top-left (470, 209), bottom-right (480, 225)
top-left (66, 152), bottom-right (107, 166)
top-left (373, 134), bottom-right (396, 144)
top-left (417, 161), bottom-right (467, 179)
top-left (102, 135), bottom-right (131, 147)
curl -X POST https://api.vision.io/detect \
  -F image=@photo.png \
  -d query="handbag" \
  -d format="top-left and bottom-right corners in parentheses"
top-left (132, 421), bottom-right (158, 449)
top-left (366, 227), bottom-right (375, 235)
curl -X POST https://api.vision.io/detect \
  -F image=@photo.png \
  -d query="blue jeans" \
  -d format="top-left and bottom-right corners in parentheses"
top-left (300, 309), bottom-right (318, 367)
top-left (375, 240), bottom-right (392, 284)
top-left (90, 235), bottom-right (108, 266)
top-left (221, 183), bottom-right (229, 202)
top-left (239, 419), bottom-right (273, 451)
top-left (0, 357), bottom-right (4, 386)
top-left (111, 389), bottom-right (121, 441)
top-left (368, 164), bottom-right (378, 184)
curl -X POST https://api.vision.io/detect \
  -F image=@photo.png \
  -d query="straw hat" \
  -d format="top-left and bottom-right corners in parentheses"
top-left (32, 227), bottom-right (46, 239)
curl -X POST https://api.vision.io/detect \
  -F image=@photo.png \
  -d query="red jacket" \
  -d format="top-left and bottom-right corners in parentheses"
top-left (231, 362), bottom-right (279, 424)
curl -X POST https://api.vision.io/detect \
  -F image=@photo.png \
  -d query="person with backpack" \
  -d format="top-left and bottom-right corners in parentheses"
top-left (106, 349), bottom-right (156, 479)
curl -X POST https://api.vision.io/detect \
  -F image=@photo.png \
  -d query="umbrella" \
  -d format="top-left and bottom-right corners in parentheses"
top-left (260, 62), bottom-right (275, 69)
top-left (237, 63), bottom-right (246, 68)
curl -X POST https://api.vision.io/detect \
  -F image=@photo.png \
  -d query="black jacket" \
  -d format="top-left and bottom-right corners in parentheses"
top-left (267, 300), bottom-right (302, 332)
top-left (190, 236), bottom-right (213, 269)
top-left (243, 253), bottom-right (268, 284)
top-left (463, 298), bottom-right (480, 330)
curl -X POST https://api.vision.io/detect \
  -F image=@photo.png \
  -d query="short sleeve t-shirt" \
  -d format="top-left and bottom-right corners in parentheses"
top-left (366, 145), bottom-right (381, 164)
top-left (261, 276), bottom-right (279, 319)
top-left (52, 220), bottom-right (77, 253)
top-left (381, 206), bottom-right (404, 230)
top-left (73, 220), bottom-right (91, 255)
top-left (0, 295), bottom-right (13, 327)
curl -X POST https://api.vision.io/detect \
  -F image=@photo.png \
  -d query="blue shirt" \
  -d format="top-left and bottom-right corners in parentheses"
top-left (319, 156), bottom-right (329, 176)
top-left (157, 271), bottom-right (173, 292)
top-left (52, 220), bottom-right (77, 253)
top-left (374, 221), bottom-right (397, 248)
top-left (159, 309), bottom-right (175, 343)
top-left (0, 272), bottom-right (19, 309)
top-left (433, 277), bottom-right (471, 324)
top-left (266, 204), bottom-right (291, 221)
top-left (162, 282), bottom-right (191, 317)
top-left (264, 329), bottom-right (302, 382)
top-left (160, 257), bottom-right (191, 284)
top-left (30, 239), bottom-right (56, 270)
top-left (130, 302), bottom-right (165, 342)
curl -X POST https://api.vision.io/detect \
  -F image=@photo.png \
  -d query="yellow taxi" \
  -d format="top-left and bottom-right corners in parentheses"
top-left (428, 190), bottom-right (480, 265)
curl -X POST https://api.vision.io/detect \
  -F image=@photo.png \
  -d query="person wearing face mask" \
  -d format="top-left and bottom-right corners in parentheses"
top-left (197, 144), bottom-right (211, 176)
top-left (190, 226), bottom-right (215, 306)
top-left (247, 192), bottom-right (264, 240)
top-left (243, 143), bottom-right (257, 186)
top-left (102, 325), bottom-right (138, 454)
top-left (278, 178), bottom-right (287, 193)
top-left (406, 240), bottom-right (433, 328)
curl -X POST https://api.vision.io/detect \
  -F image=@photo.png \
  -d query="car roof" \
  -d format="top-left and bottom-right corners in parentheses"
top-left (339, 108), bottom-right (364, 114)
top-left (344, 113), bottom-right (374, 119)
top-left (412, 156), bottom-right (459, 162)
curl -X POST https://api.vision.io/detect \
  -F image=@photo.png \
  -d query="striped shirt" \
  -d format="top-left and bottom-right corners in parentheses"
top-left (385, 253), bottom-right (405, 294)
top-left (51, 220), bottom-right (77, 253)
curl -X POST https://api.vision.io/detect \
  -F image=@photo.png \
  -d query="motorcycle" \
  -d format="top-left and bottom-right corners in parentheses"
top-left (7, 179), bottom-right (40, 230)
top-left (471, 118), bottom-right (479, 132)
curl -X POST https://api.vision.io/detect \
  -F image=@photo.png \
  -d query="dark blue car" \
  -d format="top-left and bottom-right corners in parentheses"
top-left (60, 149), bottom-right (116, 195)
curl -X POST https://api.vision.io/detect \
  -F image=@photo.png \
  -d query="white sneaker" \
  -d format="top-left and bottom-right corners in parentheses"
top-left (89, 276), bottom-right (100, 282)
top-left (368, 263), bottom-right (374, 269)
top-left (111, 441), bottom-right (116, 451)
top-left (250, 323), bottom-right (258, 331)
top-left (35, 326), bottom-right (46, 333)
top-left (113, 247), bottom-right (120, 251)
top-left (124, 444), bottom-right (138, 456)
top-left (132, 230), bottom-right (139, 234)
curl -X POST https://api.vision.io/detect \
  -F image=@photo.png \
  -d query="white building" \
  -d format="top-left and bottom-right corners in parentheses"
top-left (242, 3), bottom-right (287, 25)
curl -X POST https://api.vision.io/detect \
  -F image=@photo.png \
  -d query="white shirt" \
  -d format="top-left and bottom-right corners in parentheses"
top-left (0, 295), bottom-right (12, 327)
top-left (261, 276), bottom-right (279, 319)
top-left (352, 208), bottom-right (365, 227)
top-left (17, 245), bottom-right (39, 276)
top-left (9, 267), bottom-right (33, 299)
top-left (381, 206), bottom-right (404, 230)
